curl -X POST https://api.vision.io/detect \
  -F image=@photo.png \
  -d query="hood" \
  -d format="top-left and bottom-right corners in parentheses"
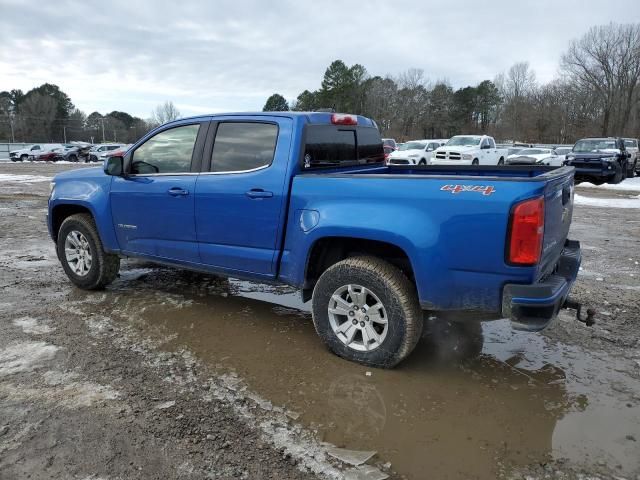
top-left (507, 156), bottom-right (537, 165)
top-left (437, 145), bottom-right (478, 153)
top-left (570, 151), bottom-right (620, 159)
top-left (54, 166), bottom-right (103, 182)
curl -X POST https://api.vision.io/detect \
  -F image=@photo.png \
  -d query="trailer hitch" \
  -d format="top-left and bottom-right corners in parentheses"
top-left (563, 297), bottom-right (596, 326)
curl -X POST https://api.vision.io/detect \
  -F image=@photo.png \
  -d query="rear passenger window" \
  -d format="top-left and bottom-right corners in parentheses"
top-left (211, 122), bottom-right (278, 173)
top-left (131, 124), bottom-right (199, 174)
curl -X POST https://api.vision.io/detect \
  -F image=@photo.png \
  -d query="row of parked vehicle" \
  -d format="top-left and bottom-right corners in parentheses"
top-left (9, 142), bottom-right (132, 163)
top-left (383, 135), bottom-right (639, 184)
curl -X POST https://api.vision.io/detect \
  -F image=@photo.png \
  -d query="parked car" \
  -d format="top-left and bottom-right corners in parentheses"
top-left (31, 146), bottom-right (65, 162)
top-left (553, 146), bottom-right (573, 164)
top-left (86, 144), bottom-right (126, 162)
top-left (506, 148), bottom-right (560, 166)
top-left (623, 138), bottom-right (639, 173)
top-left (54, 145), bottom-right (83, 162)
top-left (387, 139), bottom-right (447, 165)
top-left (104, 144), bottom-right (133, 158)
top-left (381, 138), bottom-right (397, 150)
top-left (10, 143), bottom-right (62, 161)
top-left (564, 137), bottom-right (633, 184)
top-left (48, 111), bottom-right (583, 368)
top-left (431, 135), bottom-right (508, 165)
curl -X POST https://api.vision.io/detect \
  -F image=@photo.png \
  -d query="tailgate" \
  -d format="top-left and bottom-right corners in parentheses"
top-left (537, 169), bottom-right (575, 280)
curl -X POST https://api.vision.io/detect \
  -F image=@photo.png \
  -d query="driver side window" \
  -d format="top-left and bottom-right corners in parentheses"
top-left (131, 124), bottom-right (200, 175)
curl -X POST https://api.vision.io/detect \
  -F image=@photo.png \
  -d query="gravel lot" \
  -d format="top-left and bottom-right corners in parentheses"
top-left (1, 162), bottom-right (639, 480)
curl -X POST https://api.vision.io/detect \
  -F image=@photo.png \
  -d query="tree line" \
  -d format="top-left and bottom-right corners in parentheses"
top-left (264, 23), bottom-right (640, 144)
top-left (0, 84), bottom-right (180, 144)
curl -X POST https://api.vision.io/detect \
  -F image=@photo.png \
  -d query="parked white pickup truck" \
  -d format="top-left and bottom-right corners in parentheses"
top-left (431, 135), bottom-right (507, 166)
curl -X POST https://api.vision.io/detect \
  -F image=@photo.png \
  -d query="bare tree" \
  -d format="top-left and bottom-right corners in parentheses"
top-left (18, 93), bottom-right (57, 141)
top-left (561, 23), bottom-right (640, 135)
top-left (497, 62), bottom-right (537, 140)
top-left (150, 101), bottom-right (181, 127)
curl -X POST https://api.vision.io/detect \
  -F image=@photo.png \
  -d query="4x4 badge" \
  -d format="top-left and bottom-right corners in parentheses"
top-left (440, 184), bottom-right (496, 196)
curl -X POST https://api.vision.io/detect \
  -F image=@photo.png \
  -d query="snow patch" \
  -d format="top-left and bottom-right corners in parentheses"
top-left (574, 193), bottom-right (640, 209)
top-left (12, 316), bottom-right (55, 334)
top-left (0, 174), bottom-right (52, 183)
top-left (0, 341), bottom-right (59, 376)
top-left (577, 177), bottom-right (640, 192)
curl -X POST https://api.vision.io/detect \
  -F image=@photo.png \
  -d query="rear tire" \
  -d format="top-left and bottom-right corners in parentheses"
top-left (498, 157), bottom-right (505, 165)
top-left (311, 256), bottom-right (423, 368)
top-left (69, 154), bottom-right (78, 162)
top-left (57, 213), bottom-right (120, 290)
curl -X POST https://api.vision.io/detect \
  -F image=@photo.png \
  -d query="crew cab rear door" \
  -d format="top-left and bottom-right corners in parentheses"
top-left (194, 116), bottom-right (293, 277)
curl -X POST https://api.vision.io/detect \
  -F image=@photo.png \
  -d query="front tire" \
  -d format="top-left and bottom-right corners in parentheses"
top-left (472, 159), bottom-right (479, 165)
top-left (20, 154), bottom-right (28, 162)
top-left (311, 256), bottom-right (423, 368)
top-left (610, 163), bottom-right (624, 184)
top-left (57, 213), bottom-right (120, 290)
top-left (418, 159), bottom-right (426, 166)
top-left (498, 157), bottom-right (505, 165)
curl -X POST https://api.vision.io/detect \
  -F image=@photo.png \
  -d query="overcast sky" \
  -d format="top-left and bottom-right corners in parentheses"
top-left (1, 0), bottom-right (640, 119)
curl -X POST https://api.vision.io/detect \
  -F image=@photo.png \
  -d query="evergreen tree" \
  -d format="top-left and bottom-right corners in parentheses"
top-left (262, 93), bottom-right (289, 111)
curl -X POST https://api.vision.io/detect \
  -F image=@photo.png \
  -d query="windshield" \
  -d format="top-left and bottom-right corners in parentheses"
top-left (574, 139), bottom-right (617, 153)
top-left (555, 147), bottom-right (572, 155)
top-left (403, 141), bottom-right (427, 150)
top-left (624, 139), bottom-right (638, 148)
top-left (446, 136), bottom-right (481, 147)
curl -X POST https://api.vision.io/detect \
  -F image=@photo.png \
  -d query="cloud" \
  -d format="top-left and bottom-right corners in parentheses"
top-left (1, 0), bottom-right (639, 117)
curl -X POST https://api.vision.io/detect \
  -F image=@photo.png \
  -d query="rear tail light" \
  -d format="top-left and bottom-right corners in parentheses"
top-left (507, 197), bottom-right (544, 265)
top-left (331, 113), bottom-right (357, 125)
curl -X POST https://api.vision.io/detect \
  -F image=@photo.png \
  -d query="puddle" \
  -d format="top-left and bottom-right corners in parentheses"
top-left (76, 266), bottom-right (640, 479)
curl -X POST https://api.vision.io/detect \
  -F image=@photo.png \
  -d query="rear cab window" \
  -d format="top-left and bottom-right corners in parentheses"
top-left (303, 125), bottom-right (384, 169)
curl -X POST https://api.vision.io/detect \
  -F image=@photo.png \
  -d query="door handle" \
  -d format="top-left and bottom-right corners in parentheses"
top-left (245, 189), bottom-right (273, 199)
top-left (167, 187), bottom-right (189, 196)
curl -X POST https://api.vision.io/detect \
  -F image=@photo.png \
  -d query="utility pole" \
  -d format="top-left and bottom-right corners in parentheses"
top-left (9, 116), bottom-right (15, 143)
top-left (63, 125), bottom-right (67, 143)
top-left (114, 129), bottom-right (117, 142)
top-left (100, 118), bottom-right (106, 143)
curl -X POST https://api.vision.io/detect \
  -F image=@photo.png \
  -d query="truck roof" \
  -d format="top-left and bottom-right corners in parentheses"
top-left (163, 111), bottom-right (378, 128)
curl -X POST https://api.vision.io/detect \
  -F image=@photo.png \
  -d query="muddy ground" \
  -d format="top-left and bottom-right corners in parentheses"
top-left (0, 162), bottom-right (639, 480)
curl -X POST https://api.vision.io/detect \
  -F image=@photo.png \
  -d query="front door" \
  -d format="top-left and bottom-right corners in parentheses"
top-left (194, 117), bottom-right (292, 277)
top-left (110, 122), bottom-right (207, 264)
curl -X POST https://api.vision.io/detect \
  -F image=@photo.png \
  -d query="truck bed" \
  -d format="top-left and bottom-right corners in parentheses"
top-left (281, 165), bottom-right (575, 313)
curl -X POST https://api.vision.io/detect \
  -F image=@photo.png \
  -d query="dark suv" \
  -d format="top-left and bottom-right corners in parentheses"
top-left (564, 137), bottom-right (633, 184)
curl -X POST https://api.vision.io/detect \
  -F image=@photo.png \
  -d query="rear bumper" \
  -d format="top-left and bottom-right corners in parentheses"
top-left (502, 240), bottom-right (581, 331)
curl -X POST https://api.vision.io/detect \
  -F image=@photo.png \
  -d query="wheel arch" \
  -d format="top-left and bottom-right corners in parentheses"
top-left (301, 236), bottom-right (416, 302)
top-left (50, 203), bottom-right (95, 243)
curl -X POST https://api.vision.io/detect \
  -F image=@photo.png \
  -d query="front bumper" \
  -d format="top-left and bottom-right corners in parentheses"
top-left (502, 240), bottom-right (581, 331)
top-left (566, 159), bottom-right (616, 179)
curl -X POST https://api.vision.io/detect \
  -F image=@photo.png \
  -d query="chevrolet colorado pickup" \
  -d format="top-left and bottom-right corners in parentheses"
top-left (47, 112), bottom-right (582, 367)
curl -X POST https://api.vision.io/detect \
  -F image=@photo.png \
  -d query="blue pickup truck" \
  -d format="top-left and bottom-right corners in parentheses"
top-left (48, 112), bottom-right (582, 367)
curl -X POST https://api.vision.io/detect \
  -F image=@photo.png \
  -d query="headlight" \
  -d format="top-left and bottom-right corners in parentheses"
top-left (49, 182), bottom-right (55, 198)
top-left (602, 156), bottom-right (616, 162)
top-left (462, 154), bottom-right (473, 160)
top-left (408, 154), bottom-right (418, 158)
top-left (566, 155), bottom-right (575, 161)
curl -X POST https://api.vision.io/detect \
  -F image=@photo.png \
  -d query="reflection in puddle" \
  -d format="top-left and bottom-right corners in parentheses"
top-left (80, 266), bottom-right (640, 479)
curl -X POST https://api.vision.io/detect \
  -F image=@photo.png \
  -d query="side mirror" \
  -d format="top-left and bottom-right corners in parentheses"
top-left (481, 144), bottom-right (490, 150)
top-left (104, 155), bottom-right (124, 176)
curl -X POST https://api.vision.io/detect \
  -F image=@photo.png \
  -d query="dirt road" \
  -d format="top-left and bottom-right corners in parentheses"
top-left (1, 162), bottom-right (639, 480)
